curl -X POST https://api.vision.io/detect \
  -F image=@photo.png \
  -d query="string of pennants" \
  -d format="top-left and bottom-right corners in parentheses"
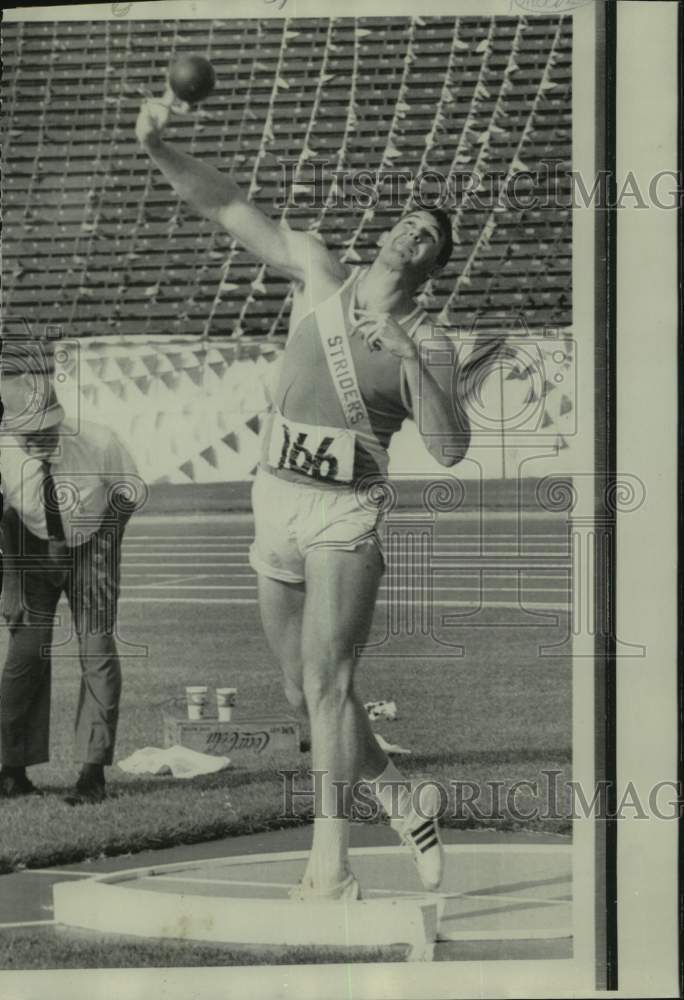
top-left (60, 340), bottom-right (280, 484)
top-left (52, 331), bottom-right (575, 483)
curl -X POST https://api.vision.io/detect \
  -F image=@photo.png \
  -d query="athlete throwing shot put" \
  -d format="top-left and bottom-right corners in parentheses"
top-left (137, 92), bottom-right (472, 900)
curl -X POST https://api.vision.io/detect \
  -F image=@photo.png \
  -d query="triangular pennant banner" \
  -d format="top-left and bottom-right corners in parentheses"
top-left (185, 367), bottom-right (204, 387)
top-left (133, 376), bottom-right (152, 394)
top-left (200, 446), bottom-right (218, 468)
top-left (87, 357), bottom-right (107, 379)
top-left (160, 370), bottom-right (180, 390)
top-left (141, 354), bottom-right (160, 375)
top-left (107, 380), bottom-right (127, 401)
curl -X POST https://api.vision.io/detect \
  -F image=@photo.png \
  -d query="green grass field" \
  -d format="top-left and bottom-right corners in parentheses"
top-left (0, 601), bottom-right (572, 874)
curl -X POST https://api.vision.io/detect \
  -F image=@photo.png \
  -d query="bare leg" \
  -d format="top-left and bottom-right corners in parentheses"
top-left (256, 574), bottom-right (307, 721)
top-left (257, 570), bottom-right (387, 770)
top-left (257, 554), bottom-right (444, 893)
top-left (301, 543), bottom-right (388, 889)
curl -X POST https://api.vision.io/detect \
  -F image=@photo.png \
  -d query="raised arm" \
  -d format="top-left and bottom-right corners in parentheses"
top-left (352, 316), bottom-right (471, 466)
top-left (405, 329), bottom-right (508, 465)
top-left (401, 327), bottom-right (472, 467)
top-left (135, 96), bottom-right (340, 286)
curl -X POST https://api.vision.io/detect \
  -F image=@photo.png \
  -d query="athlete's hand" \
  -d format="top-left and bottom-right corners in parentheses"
top-left (351, 311), bottom-right (418, 361)
top-left (135, 87), bottom-right (189, 148)
top-left (0, 577), bottom-right (24, 627)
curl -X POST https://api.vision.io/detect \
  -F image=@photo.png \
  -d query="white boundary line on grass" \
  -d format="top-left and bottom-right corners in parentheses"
top-left (124, 540), bottom-right (570, 547)
top-left (0, 919), bottom-right (55, 929)
top-left (133, 510), bottom-right (570, 526)
top-left (121, 567), bottom-right (571, 575)
top-left (121, 584), bottom-right (570, 592)
top-left (118, 596), bottom-right (570, 608)
top-left (124, 541), bottom-right (570, 549)
top-left (21, 870), bottom-right (92, 878)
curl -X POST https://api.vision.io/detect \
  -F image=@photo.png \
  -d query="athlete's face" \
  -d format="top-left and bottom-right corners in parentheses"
top-left (381, 212), bottom-right (446, 274)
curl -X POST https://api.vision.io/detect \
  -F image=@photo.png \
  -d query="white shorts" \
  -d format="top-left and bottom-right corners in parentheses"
top-left (249, 467), bottom-right (385, 584)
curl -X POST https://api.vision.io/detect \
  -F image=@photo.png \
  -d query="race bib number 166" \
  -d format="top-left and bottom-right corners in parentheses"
top-left (268, 415), bottom-right (355, 483)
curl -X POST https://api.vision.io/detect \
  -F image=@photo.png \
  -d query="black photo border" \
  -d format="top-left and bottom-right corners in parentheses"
top-left (594, 0), bottom-right (618, 991)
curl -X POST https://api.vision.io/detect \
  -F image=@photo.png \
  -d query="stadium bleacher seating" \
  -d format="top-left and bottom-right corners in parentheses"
top-left (2, 15), bottom-right (572, 340)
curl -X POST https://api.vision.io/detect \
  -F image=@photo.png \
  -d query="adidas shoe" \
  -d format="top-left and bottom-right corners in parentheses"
top-left (392, 782), bottom-right (444, 891)
top-left (289, 870), bottom-right (362, 902)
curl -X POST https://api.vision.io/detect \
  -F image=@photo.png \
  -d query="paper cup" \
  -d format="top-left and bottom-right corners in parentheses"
top-left (216, 687), bottom-right (237, 722)
top-left (185, 685), bottom-right (209, 720)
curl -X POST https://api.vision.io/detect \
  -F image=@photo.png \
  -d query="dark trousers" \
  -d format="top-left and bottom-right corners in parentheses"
top-left (1, 518), bottom-right (123, 767)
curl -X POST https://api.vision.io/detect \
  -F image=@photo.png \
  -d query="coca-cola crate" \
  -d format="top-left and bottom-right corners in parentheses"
top-left (162, 709), bottom-right (300, 763)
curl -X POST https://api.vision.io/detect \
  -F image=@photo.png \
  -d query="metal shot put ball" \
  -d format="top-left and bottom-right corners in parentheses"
top-left (168, 55), bottom-right (216, 105)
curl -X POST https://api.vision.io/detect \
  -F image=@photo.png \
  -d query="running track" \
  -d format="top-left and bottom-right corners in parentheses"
top-left (120, 512), bottom-right (572, 610)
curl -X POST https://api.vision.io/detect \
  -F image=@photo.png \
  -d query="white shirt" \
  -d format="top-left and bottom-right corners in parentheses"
top-left (1, 418), bottom-right (142, 546)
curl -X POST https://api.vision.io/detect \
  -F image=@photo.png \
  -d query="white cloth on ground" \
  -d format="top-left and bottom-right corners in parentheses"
top-left (117, 745), bottom-right (231, 778)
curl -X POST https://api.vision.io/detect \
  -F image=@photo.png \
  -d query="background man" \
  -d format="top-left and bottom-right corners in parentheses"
top-left (0, 342), bottom-right (143, 804)
top-left (136, 94), bottom-right (472, 899)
